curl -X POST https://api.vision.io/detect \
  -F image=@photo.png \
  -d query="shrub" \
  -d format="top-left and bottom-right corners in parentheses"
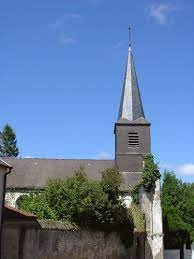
top-left (18, 168), bottom-right (134, 247)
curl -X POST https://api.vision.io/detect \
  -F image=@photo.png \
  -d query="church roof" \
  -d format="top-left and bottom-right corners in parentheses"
top-left (118, 45), bottom-right (145, 122)
top-left (5, 158), bottom-right (114, 189)
top-left (0, 159), bottom-right (12, 170)
top-left (4, 157), bottom-right (141, 192)
top-left (4, 205), bottom-right (36, 219)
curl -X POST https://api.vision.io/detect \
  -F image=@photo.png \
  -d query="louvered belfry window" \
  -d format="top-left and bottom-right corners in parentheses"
top-left (128, 132), bottom-right (139, 147)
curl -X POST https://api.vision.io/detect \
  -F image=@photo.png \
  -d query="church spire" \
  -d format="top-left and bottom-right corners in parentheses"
top-left (118, 42), bottom-right (145, 122)
top-left (115, 31), bottom-right (151, 173)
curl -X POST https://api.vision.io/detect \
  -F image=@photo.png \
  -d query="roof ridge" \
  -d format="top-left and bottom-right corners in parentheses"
top-left (3, 157), bottom-right (114, 162)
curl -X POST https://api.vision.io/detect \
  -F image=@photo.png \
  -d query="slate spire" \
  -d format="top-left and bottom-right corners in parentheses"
top-left (118, 45), bottom-right (145, 121)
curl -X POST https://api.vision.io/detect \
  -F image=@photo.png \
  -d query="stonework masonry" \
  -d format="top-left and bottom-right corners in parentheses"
top-left (140, 180), bottom-right (164, 259)
top-left (2, 225), bottom-right (137, 259)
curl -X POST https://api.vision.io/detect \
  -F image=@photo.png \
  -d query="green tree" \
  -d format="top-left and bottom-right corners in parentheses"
top-left (18, 168), bottom-right (134, 247)
top-left (162, 171), bottom-right (194, 252)
top-left (0, 124), bottom-right (19, 157)
top-left (142, 154), bottom-right (161, 192)
top-left (131, 154), bottom-right (161, 204)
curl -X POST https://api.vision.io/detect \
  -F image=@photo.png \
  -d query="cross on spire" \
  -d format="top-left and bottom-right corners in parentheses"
top-left (128, 26), bottom-right (131, 46)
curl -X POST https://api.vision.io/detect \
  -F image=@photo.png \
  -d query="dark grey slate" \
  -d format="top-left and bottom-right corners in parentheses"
top-left (118, 46), bottom-right (145, 122)
top-left (115, 46), bottom-right (151, 173)
top-left (4, 158), bottom-right (142, 191)
top-left (4, 158), bottom-right (114, 189)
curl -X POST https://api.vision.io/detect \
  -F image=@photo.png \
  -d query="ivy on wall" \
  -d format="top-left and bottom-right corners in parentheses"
top-left (130, 203), bottom-right (145, 233)
top-left (131, 154), bottom-right (161, 204)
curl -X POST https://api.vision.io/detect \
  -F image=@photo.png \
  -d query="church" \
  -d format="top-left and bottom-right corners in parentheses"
top-left (4, 43), bottom-right (164, 258)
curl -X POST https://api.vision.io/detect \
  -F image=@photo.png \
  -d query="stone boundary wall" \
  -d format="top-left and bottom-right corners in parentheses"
top-left (2, 221), bottom-right (135, 259)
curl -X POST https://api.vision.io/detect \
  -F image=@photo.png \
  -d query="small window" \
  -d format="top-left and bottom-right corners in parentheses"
top-left (128, 132), bottom-right (139, 148)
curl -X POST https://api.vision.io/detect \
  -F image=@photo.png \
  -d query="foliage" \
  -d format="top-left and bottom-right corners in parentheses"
top-left (0, 124), bottom-right (19, 157)
top-left (131, 154), bottom-right (161, 204)
top-left (162, 171), bottom-right (194, 244)
top-left (18, 192), bottom-right (57, 219)
top-left (130, 203), bottom-right (145, 233)
top-left (141, 155), bottom-right (161, 192)
top-left (131, 184), bottom-right (141, 205)
top-left (18, 168), bottom-right (134, 247)
top-left (100, 168), bottom-right (123, 200)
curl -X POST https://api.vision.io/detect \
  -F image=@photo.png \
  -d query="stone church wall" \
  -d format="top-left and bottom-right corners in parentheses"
top-left (2, 222), bottom-right (137, 259)
top-left (139, 179), bottom-right (164, 259)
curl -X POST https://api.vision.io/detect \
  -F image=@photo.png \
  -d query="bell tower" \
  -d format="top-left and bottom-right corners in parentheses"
top-left (114, 43), bottom-right (151, 173)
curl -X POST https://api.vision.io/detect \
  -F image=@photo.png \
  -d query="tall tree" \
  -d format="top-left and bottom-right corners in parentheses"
top-left (162, 171), bottom-right (194, 257)
top-left (0, 124), bottom-right (19, 157)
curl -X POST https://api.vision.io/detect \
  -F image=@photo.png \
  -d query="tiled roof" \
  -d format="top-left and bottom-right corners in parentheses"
top-left (4, 157), bottom-right (142, 191)
top-left (4, 205), bottom-right (36, 219)
top-left (4, 157), bottom-right (115, 189)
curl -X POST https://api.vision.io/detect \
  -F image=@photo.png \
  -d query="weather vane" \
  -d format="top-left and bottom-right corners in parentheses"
top-left (128, 26), bottom-right (131, 46)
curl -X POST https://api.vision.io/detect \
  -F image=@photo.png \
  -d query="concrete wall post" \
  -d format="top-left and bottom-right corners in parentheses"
top-left (139, 179), bottom-right (164, 259)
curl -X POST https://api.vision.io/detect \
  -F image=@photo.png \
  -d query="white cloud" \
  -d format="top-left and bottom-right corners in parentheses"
top-left (160, 162), bottom-right (194, 176)
top-left (85, 0), bottom-right (101, 5)
top-left (113, 41), bottom-right (126, 49)
top-left (147, 4), bottom-right (178, 25)
top-left (176, 164), bottom-right (194, 176)
top-left (61, 35), bottom-right (75, 45)
top-left (52, 13), bottom-right (81, 29)
top-left (68, 13), bottom-right (81, 19)
top-left (94, 151), bottom-right (111, 160)
top-left (50, 13), bottom-right (81, 45)
top-left (160, 163), bottom-right (174, 171)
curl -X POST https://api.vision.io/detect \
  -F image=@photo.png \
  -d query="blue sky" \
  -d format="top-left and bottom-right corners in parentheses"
top-left (1, 0), bottom-right (194, 182)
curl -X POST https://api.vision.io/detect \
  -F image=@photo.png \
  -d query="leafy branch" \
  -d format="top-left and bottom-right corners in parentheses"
top-left (131, 154), bottom-right (161, 204)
